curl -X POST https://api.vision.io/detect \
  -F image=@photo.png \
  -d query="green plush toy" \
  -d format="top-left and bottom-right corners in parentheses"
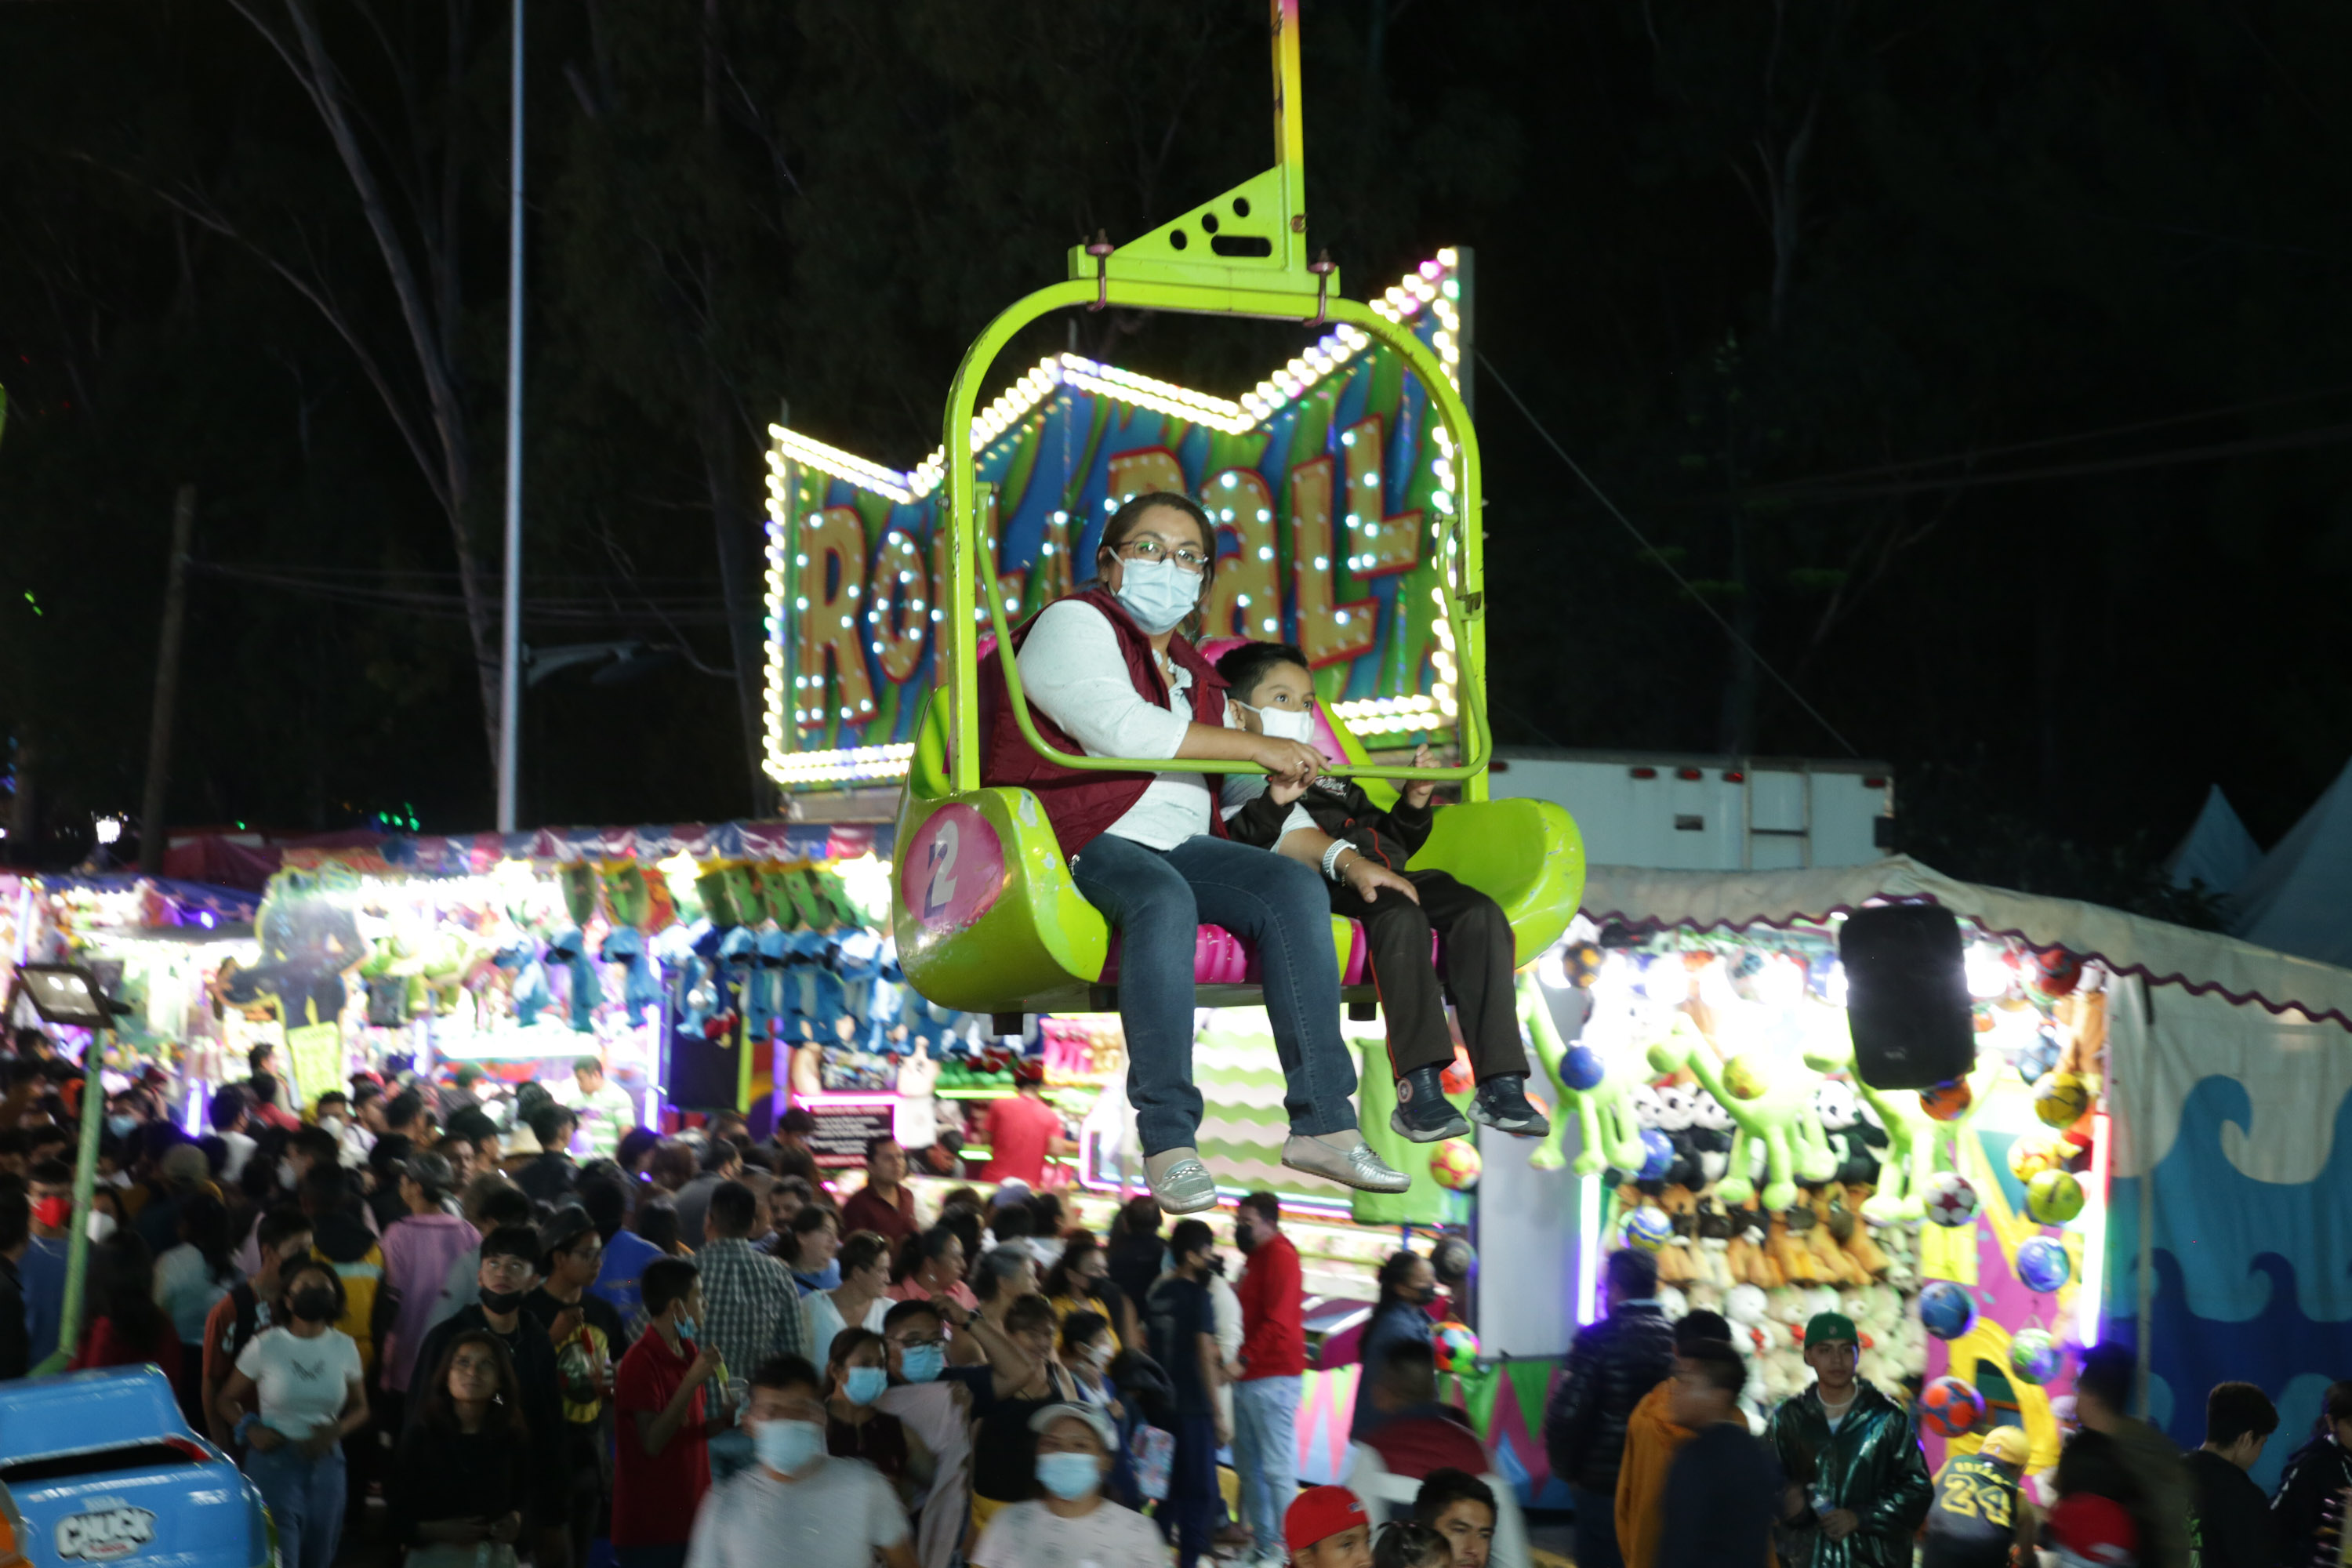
top-left (1649, 1014), bottom-right (1837, 1211)
top-left (1519, 974), bottom-right (1647, 1176)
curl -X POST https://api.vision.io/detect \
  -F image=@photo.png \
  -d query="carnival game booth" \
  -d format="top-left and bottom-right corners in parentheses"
top-left (1515, 855), bottom-right (2352, 1503)
top-left (4, 873), bottom-right (264, 1124)
top-left (218, 820), bottom-right (900, 1134)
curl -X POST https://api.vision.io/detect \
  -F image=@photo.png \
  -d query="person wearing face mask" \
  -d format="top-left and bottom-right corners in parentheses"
top-left (822, 1327), bottom-right (935, 1506)
top-left (202, 1207), bottom-right (314, 1450)
top-left (1058, 1310), bottom-right (1150, 1511)
top-left (407, 1224), bottom-right (572, 1559)
top-left (1147, 1218), bottom-right (1229, 1568)
top-left (969, 1403), bottom-right (1163, 1568)
top-left (988, 489), bottom-right (1408, 1214)
top-left (1353, 1250), bottom-right (1445, 1442)
top-left (614, 1257), bottom-right (735, 1568)
top-left (20, 1156), bottom-right (76, 1368)
top-left (1217, 639), bottom-right (1552, 1145)
top-left (875, 1299), bottom-right (975, 1568)
top-left (682, 1353), bottom-right (916, 1568)
top-left (216, 1258), bottom-right (368, 1568)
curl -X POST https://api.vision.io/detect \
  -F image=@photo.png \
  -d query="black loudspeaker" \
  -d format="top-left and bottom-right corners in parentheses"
top-left (1838, 903), bottom-right (1976, 1090)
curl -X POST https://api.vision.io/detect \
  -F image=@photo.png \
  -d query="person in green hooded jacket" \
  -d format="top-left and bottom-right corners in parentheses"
top-left (1766, 1312), bottom-right (1932, 1568)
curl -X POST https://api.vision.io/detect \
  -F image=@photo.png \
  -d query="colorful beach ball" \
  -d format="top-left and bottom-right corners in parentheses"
top-left (1918, 1281), bottom-right (1978, 1341)
top-left (2009, 1328), bottom-right (2065, 1386)
top-left (2016, 1236), bottom-right (2072, 1294)
top-left (1920, 1080), bottom-right (1974, 1122)
top-left (2008, 1134), bottom-right (2066, 1185)
top-left (2034, 1072), bottom-right (2092, 1129)
top-left (1636, 1127), bottom-right (1675, 1181)
top-left (1560, 1044), bottom-right (1605, 1092)
top-left (1925, 1171), bottom-right (1980, 1228)
top-left (1429, 1139), bottom-right (1482, 1192)
top-left (1923, 1377), bottom-right (1987, 1439)
top-left (1623, 1206), bottom-right (1675, 1252)
top-left (2027, 1169), bottom-right (2085, 1225)
top-left (1433, 1321), bottom-right (1480, 1374)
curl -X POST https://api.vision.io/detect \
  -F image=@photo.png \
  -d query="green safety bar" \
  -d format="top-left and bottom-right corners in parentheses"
top-left (949, 285), bottom-right (1491, 798)
top-left (935, 0), bottom-right (1491, 804)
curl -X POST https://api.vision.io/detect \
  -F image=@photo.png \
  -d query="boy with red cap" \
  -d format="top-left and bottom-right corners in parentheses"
top-left (1287, 1486), bottom-right (1374, 1568)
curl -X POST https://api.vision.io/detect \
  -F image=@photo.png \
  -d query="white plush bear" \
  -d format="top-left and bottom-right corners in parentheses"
top-left (1657, 1283), bottom-right (1689, 1321)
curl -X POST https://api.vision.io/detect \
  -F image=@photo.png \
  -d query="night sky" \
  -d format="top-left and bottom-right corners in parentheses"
top-left (2, 1), bottom-right (2347, 918)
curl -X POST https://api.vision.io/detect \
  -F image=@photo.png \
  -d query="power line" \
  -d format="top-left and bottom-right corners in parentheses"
top-left (1476, 351), bottom-right (1864, 760)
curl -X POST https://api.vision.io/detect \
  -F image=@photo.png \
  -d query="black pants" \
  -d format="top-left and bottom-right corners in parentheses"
top-left (1329, 867), bottom-right (1527, 1080)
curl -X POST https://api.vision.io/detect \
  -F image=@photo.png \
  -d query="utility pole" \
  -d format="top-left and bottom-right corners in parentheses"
top-left (495, 0), bottom-right (526, 832)
top-left (139, 484), bottom-right (197, 874)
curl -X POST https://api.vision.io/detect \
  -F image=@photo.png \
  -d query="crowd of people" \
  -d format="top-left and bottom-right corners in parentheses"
top-left (1547, 1247), bottom-right (2352, 1568)
top-left (0, 1034), bottom-right (1525, 1568)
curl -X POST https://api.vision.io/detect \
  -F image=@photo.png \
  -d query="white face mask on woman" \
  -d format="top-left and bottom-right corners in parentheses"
top-left (1114, 559), bottom-right (1201, 635)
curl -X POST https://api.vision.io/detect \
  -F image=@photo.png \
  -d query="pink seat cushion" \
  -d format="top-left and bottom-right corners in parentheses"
top-left (1100, 921), bottom-right (1439, 987)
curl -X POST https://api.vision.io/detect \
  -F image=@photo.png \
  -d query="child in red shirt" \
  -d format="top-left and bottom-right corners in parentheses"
top-left (612, 1256), bottom-right (734, 1568)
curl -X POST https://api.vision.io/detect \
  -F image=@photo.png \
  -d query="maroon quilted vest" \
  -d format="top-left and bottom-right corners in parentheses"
top-left (982, 587), bottom-right (1230, 858)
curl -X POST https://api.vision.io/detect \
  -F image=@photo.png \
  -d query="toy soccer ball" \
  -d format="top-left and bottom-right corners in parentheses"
top-left (1636, 1128), bottom-right (1675, 1181)
top-left (2034, 1072), bottom-right (2092, 1129)
top-left (2008, 1134), bottom-right (2066, 1185)
top-left (2016, 1236), bottom-right (2072, 1294)
top-left (1429, 1140), bottom-right (1482, 1192)
top-left (1440, 1046), bottom-right (1475, 1098)
top-left (2028, 948), bottom-right (2084, 1002)
top-left (1624, 1206), bottom-right (1675, 1252)
top-left (2027, 1169), bottom-right (2085, 1225)
top-left (1925, 1171), bottom-right (1980, 1228)
top-left (1560, 1044), bottom-right (1605, 1092)
top-left (1433, 1321), bottom-right (1480, 1374)
top-left (1918, 1281), bottom-right (1977, 1341)
top-left (1431, 1236), bottom-right (1477, 1287)
top-left (1923, 1377), bottom-right (1987, 1438)
top-left (1919, 1080), bottom-right (1974, 1122)
top-left (2009, 1328), bottom-right (2064, 1385)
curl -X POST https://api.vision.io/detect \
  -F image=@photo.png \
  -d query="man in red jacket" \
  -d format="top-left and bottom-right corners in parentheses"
top-left (1233, 1191), bottom-right (1305, 1560)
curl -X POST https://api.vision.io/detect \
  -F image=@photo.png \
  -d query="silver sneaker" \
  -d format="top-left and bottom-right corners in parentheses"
top-left (1282, 1132), bottom-right (1410, 1193)
top-left (1145, 1147), bottom-right (1219, 1214)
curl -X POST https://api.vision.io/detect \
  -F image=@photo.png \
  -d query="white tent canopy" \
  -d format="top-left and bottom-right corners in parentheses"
top-left (2163, 783), bottom-right (2261, 895)
top-left (2226, 756), bottom-right (2352, 969)
top-left (1578, 854), bottom-right (2352, 1033)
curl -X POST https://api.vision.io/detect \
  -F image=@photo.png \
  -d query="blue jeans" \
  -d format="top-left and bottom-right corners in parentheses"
top-left (245, 1442), bottom-right (347, 1568)
top-left (1572, 1483), bottom-right (1624, 1568)
top-left (1233, 1376), bottom-right (1301, 1552)
top-left (1158, 1413), bottom-right (1222, 1568)
top-left (1071, 833), bottom-right (1359, 1156)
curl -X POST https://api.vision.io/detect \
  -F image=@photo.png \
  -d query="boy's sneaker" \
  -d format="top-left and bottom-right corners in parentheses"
top-left (1389, 1064), bottom-right (1472, 1142)
top-left (1470, 1073), bottom-right (1552, 1137)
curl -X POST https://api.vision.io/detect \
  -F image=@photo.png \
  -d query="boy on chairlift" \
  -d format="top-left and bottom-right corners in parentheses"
top-left (1214, 641), bottom-right (1550, 1144)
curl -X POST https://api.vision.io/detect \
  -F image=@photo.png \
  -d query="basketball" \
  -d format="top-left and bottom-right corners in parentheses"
top-left (2027, 1169), bottom-right (2085, 1225)
top-left (1429, 1139), bottom-right (1482, 1191)
top-left (1923, 1376), bottom-right (1987, 1439)
top-left (1924, 1171), bottom-right (1980, 1227)
top-left (2034, 1072), bottom-right (2092, 1128)
top-left (1919, 1080), bottom-right (1974, 1122)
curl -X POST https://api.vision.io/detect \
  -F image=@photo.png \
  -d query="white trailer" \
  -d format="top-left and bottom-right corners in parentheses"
top-left (1486, 747), bottom-right (1895, 871)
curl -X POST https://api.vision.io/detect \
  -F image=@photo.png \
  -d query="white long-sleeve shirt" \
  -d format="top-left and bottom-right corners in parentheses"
top-left (1017, 599), bottom-right (1312, 851)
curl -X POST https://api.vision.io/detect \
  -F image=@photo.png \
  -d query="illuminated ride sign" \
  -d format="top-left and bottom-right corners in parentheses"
top-left (762, 249), bottom-right (1472, 789)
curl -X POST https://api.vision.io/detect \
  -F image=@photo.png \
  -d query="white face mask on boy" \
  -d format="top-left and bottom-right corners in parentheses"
top-left (1244, 703), bottom-right (1316, 744)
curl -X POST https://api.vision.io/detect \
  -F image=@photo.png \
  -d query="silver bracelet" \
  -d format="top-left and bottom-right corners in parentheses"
top-left (1321, 840), bottom-right (1352, 882)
